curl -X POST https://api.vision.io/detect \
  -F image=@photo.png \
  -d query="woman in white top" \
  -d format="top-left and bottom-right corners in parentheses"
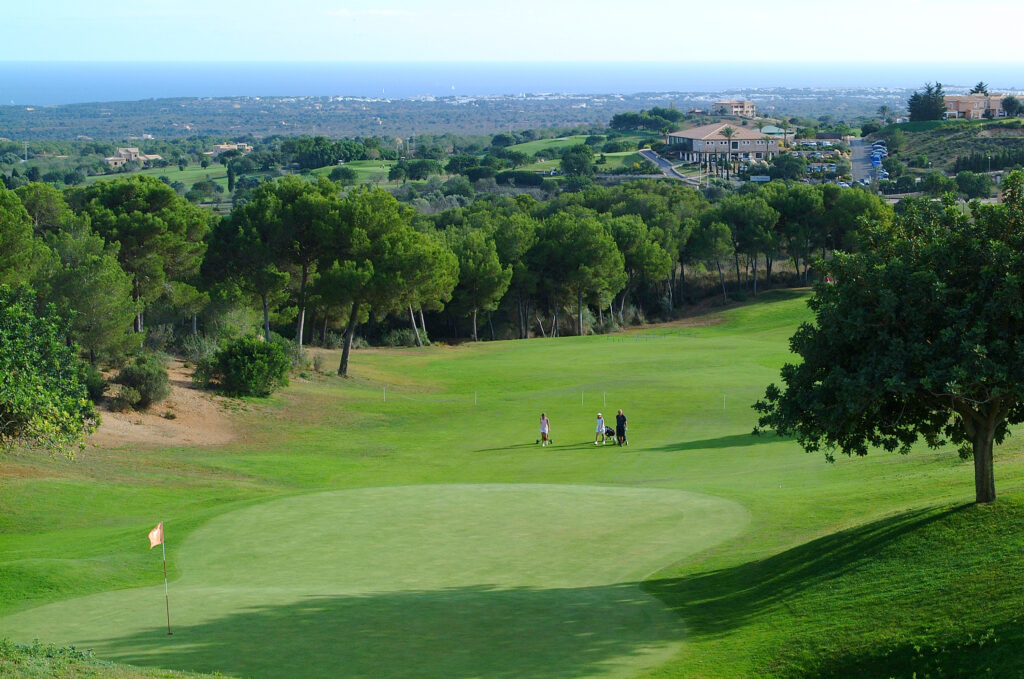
top-left (539, 413), bottom-right (550, 446)
top-left (595, 413), bottom-right (606, 445)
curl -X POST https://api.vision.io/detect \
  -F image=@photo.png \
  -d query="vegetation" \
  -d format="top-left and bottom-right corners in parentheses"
top-left (757, 172), bottom-right (1024, 503)
top-left (1, 293), bottom-right (1023, 679)
top-left (115, 354), bottom-right (171, 410)
top-left (0, 285), bottom-right (97, 455)
top-left (195, 337), bottom-right (290, 397)
top-left (907, 83), bottom-right (948, 122)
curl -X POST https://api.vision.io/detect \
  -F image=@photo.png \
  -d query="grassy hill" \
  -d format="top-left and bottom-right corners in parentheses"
top-left (876, 119), bottom-right (1024, 172)
top-left (2, 291), bottom-right (1023, 678)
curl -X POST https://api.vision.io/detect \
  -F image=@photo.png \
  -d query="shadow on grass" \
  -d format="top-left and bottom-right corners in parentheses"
top-left (90, 583), bottom-right (683, 679)
top-left (651, 431), bottom-right (795, 453)
top-left (642, 507), bottom-right (965, 638)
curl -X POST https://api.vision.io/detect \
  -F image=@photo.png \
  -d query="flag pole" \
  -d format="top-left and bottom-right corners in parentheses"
top-left (162, 534), bottom-right (172, 635)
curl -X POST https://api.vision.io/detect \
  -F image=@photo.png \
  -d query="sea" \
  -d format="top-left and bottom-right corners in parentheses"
top-left (2, 61), bottom-right (1023, 106)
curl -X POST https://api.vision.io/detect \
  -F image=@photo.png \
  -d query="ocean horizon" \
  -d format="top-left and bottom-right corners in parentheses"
top-left (2, 61), bottom-right (1023, 107)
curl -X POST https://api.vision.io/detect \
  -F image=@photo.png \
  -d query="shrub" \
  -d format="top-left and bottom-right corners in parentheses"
top-left (322, 330), bottom-right (345, 349)
top-left (116, 353), bottom-right (170, 410)
top-left (312, 354), bottom-right (325, 373)
top-left (267, 331), bottom-right (310, 369)
top-left (181, 333), bottom-right (219, 363)
top-left (197, 337), bottom-right (290, 397)
top-left (80, 363), bottom-right (109, 403)
top-left (380, 328), bottom-right (423, 347)
top-left (143, 324), bottom-right (175, 352)
top-left (110, 386), bottom-right (141, 412)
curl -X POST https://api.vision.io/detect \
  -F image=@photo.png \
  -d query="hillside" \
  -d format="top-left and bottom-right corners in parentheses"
top-left (875, 119), bottom-right (1024, 173)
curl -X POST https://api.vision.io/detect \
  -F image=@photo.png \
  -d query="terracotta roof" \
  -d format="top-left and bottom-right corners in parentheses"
top-left (668, 122), bottom-right (774, 142)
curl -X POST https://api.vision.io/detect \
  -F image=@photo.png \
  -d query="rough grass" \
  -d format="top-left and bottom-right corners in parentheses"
top-left (2, 290), bottom-right (1023, 678)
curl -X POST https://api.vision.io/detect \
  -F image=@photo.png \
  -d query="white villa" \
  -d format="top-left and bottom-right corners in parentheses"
top-left (666, 123), bottom-right (780, 163)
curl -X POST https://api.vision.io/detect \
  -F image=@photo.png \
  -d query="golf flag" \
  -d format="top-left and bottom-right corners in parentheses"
top-left (148, 522), bottom-right (164, 549)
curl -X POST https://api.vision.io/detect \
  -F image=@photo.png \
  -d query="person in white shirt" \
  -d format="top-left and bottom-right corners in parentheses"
top-left (539, 413), bottom-right (551, 446)
top-left (595, 413), bottom-right (606, 445)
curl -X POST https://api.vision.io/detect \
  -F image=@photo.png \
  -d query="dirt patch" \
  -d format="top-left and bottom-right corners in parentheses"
top-left (89, 360), bottom-right (238, 449)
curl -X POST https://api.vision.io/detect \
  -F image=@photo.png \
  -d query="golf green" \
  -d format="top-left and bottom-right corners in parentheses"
top-left (0, 484), bottom-right (747, 679)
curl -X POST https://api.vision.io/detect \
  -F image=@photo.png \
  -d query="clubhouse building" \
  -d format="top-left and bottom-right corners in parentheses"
top-left (666, 123), bottom-right (780, 163)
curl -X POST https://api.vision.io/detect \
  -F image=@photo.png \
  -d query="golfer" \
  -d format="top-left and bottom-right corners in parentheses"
top-left (595, 413), bottom-right (606, 445)
top-left (539, 412), bottom-right (551, 446)
top-left (615, 409), bottom-right (628, 446)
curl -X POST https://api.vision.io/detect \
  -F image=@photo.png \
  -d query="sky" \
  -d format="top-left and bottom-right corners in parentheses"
top-left (3, 0), bottom-right (1023, 63)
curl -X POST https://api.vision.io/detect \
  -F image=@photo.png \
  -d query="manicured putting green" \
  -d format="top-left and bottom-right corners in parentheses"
top-left (0, 484), bottom-right (746, 679)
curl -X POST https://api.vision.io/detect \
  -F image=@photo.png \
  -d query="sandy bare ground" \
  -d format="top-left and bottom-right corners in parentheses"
top-left (89, 359), bottom-right (237, 449)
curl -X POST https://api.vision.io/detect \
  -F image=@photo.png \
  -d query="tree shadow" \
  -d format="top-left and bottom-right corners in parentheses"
top-left (642, 506), bottom-right (968, 638)
top-left (85, 583), bottom-right (684, 679)
top-left (650, 431), bottom-right (795, 453)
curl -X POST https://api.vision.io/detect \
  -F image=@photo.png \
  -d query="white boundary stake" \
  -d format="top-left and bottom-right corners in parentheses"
top-left (723, 394), bottom-right (727, 410)
top-left (474, 391), bottom-right (478, 406)
top-left (581, 390), bottom-right (584, 406)
top-left (383, 386), bottom-right (387, 402)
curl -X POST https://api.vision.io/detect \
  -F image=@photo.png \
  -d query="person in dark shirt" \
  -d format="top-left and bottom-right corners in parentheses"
top-left (615, 409), bottom-right (628, 446)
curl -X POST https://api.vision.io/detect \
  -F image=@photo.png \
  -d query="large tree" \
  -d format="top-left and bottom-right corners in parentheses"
top-left (330, 187), bottom-right (420, 377)
top-left (0, 285), bottom-right (97, 456)
top-left (44, 226), bottom-right (141, 363)
top-left (755, 172), bottom-right (1024, 503)
top-left (907, 82), bottom-right (947, 122)
top-left (72, 175), bottom-right (212, 333)
top-left (448, 228), bottom-right (511, 341)
top-left (204, 213), bottom-right (290, 343)
top-left (0, 186), bottom-right (47, 286)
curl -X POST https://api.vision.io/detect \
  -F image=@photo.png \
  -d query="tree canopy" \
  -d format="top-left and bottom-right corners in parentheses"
top-left (0, 285), bottom-right (97, 455)
top-left (756, 171), bottom-right (1024, 503)
top-left (907, 82), bottom-right (947, 122)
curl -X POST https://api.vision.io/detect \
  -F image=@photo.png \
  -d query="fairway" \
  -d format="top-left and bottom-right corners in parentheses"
top-left (0, 485), bottom-right (745, 679)
top-left (3, 290), bottom-right (1023, 678)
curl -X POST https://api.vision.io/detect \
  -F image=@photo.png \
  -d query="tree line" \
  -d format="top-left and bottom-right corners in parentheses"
top-left (0, 173), bottom-right (894, 381)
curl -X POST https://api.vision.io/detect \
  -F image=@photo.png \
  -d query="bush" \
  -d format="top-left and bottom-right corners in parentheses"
top-left (322, 330), bottom-right (345, 349)
top-left (80, 363), bottom-right (109, 403)
top-left (116, 354), bottom-right (170, 409)
top-left (380, 328), bottom-right (424, 347)
top-left (144, 324), bottom-right (175, 352)
top-left (110, 386), bottom-right (141, 412)
top-left (268, 332), bottom-right (311, 369)
top-left (196, 337), bottom-right (290, 397)
top-left (181, 333), bottom-right (218, 363)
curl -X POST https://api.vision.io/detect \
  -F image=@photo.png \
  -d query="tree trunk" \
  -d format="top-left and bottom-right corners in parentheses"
top-left (409, 305), bottom-right (422, 346)
top-left (716, 259), bottom-right (728, 303)
top-left (577, 288), bottom-right (584, 336)
top-left (191, 314), bottom-right (198, 336)
top-left (296, 264), bottom-right (308, 347)
top-left (535, 313), bottom-right (547, 338)
top-left (734, 251), bottom-right (741, 288)
top-left (471, 307), bottom-right (479, 341)
top-left (973, 427), bottom-right (996, 503)
top-left (489, 313), bottom-right (496, 341)
top-left (322, 313), bottom-right (329, 345)
top-left (419, 308), bottom-right (427, 341)
top-left (338, 299), bottom-right (361, 377)
top-left (261, 294), bottom-right (271, 343)
top-left (553, 307), bottom-right (559, 337)
top-left (752, 254), bottom-right (759, 296)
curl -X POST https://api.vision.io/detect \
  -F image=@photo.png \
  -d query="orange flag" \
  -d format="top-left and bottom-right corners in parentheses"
top-left (148, 522), bottom-right (164, 549)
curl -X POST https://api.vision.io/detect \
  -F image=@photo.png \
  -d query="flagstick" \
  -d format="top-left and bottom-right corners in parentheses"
top-left (162, 538), bottom-right (172, 635)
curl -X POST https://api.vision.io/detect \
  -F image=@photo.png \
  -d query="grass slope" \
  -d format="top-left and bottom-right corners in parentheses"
top-left (2, 289), bottom-right (1023, 678)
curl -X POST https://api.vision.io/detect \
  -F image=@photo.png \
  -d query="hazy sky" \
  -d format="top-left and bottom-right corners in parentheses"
top-left (3, 0), bottom-right (1023, 62)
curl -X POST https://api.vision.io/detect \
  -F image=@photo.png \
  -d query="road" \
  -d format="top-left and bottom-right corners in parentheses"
top-left (638, 149), bottom-right (700, 186)
top-left (849, 138), bottom-right (873, 183)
